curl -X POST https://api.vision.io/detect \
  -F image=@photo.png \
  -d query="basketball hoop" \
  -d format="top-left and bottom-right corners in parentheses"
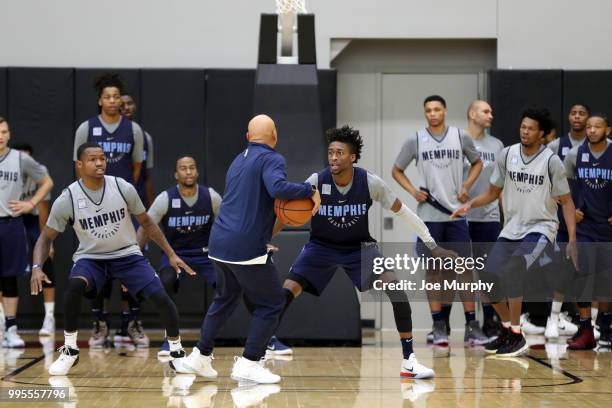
top-left (274, 0), bottom-right (307, 63)
top-left (275, 0), bottom-right (307, 14)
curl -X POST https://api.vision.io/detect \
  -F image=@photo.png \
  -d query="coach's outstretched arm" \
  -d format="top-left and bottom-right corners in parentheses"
top-left (451, 183), bottom-right (502, 219)
top-left (135, 212), bottom-right (196, 276)
top-left (31, 226), bottom-right (59, 295)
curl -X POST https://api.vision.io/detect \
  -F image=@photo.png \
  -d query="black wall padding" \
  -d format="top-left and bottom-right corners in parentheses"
top-left (258, 14), bottom-right (278, 64)
top-left (0, 68), bottom-right (7, 117)
top-left (204, 69), bottom-right (256, 194)
top-left (74, 69), bottom-right (141, 127)
top-left (317, 69), bottom-right (337, 133)
top-left (6, 68), bottom-right (76, 324)
top-left (563, 71), bottom-right (612, 135)
top-left (297, 14), bottom-right (316, 64)
top-left (254, 64), bottom-right (327, 181)
top-left (489, 70), bottom-right (563, 146)
top-left (216, 230), bottom-right (362, 344)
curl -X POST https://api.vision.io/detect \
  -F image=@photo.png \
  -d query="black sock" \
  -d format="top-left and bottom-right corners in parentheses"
top-left (580, 318), bottom-right (592, 330)
top-left (483, 304), bottom-right (495, 320)
top-left (431, 311), bottom-right (444, 321)
top-left (121, 312), bottom-right (130, 332)
top-left (130, 307), bottom-right (141, 322)
top-left (93, 308), bottom-right (104, 321)
top-left (5, 316), bottom-right (16, 330)
top-left (465, 311), bottom-right (476, 324)
top-left (401, 337), bottom-right (414, 359)
top-left (442, 304), bottom-right (452, 320)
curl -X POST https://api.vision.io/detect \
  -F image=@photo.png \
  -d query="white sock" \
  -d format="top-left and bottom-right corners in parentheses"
top-left (64, 331), bottom-right (78, 349)
top-left (592, 307), bottom-right (599, 321)
top-left (168, 337), bottom-right (182, 352)
top-left (502, 321), bottom-right (511, 329)
top-left (44, 302), bottom-right (54, 316)
top-left (0, 303), bottom-right (4, 316)
top-left (510, 325), bottom-right (521, 334)
top-left (551, 301), bottom-right (562, 316)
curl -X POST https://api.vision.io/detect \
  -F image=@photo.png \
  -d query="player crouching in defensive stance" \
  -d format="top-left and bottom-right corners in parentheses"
top-left (249, 126), bottom-right (457, 378)
top-left (31, 142), bottom-right (196, 376)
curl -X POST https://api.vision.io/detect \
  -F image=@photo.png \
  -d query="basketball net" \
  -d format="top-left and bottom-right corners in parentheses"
top-left (275, 0), bottom-right (307, 62)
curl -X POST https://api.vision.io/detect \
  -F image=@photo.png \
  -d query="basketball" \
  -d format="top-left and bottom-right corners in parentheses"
top-left (274, 197), bottom-right (314, 226)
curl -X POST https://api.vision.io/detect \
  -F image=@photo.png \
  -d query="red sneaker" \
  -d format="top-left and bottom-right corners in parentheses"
top-left (567, 327), bottom-right (596, 350)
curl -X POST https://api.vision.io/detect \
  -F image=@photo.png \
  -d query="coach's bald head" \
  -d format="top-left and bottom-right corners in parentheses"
top-left (247, 114), bottom-right (277, 148)
top-left (467, 100), bottom-right (493, 129)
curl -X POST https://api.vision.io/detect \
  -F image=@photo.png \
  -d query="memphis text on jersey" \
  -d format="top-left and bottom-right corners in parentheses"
top-left (0, 170), bottom-right (19, 183)
top-left (318, 203), bottom-right (367, 227)
top-left (78, 208), bottom-right (126, 239)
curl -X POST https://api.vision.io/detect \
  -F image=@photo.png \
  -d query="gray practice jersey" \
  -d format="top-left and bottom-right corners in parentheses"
top-left (73, 116), bottom-right (144, 163)
top-left (147, 186), bottom-right (222, 224)
top-left (491, 144), bottom-right (570, 243)
top-left (306, 170), bottom-right (397, 210)
top-left (144, 132), bottom-right (154, 169)
top-left (0, 149), bottom-right (47, 217)
top-left (21, 164), bottom-right (52, 216)
top-left (395, 127), bottom-right (480, 222)
top-left (463, 134), bottom-right (504, 222)
top-left (547, 134), bottom-right (586, 156)
top-left (48, 176), bottom-right (145, 261)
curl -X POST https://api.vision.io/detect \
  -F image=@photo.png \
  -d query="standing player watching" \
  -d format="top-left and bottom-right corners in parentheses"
top-left (73, 74), bottom-right (145, 348)
top-left (452, 107), bottom-right (578, 357)
top-left (12, 143), bottom-right (56, 336)
top-left (176, 115), bottom-right (319, 384)
top-left (392, 95), bottom-right (487, 346)
top-left (544, 104), bottom-right (590, 339)
top-left (137, 156), bottom-right (222, 357)
top-left (563, 113), bottom-right (612, 349)
top-left (0, 118), bottom-right (53, 347)
top-left (464, 101), bottom-right (505, 340)
top-left (252, 126), bottom-right (457, 379)
top-left (31, 142), bottom-right (195, 376)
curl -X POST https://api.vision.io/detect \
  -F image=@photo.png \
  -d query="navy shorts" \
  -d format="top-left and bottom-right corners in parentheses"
top-left (468, 221), bottom-right (501, 259)
top-left (289, 241), bottom-right (382, 296)
top-left (0, 217), bottom-right (28, 278)
top-left (484, 233), bottom-right (552, 278)
top-left (70, 254), bottom-right (162, 299)
top-left (160, 253), bottom-right (216, 285)
top-left (416, 219), bottom-right (472, 258)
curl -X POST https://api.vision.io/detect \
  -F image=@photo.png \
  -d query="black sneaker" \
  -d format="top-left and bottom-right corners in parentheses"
top-left (485, 327), bottom-right (509, 354)
top-left (482, 317), bottom-right (503, 340)
top-left (496, 331), bottom-right (528, 357)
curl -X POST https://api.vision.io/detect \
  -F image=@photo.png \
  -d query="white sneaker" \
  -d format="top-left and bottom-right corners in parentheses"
top-left (168, 349), bottom-right (190, 373)
top-left (231, 383), bottom-right (281, 408)
top-left (558, 313), bottom-right (578, 336)
top-left (231, 356), bottom-right (281, 384)
top-left (39, 314), bottom-right (55, 336)
top-left (2, 326), bottom-right (25, 348)
top-left (545, 316), bottom-right (559, 339)
top-left (182, 347), bottom-right (218, 379)
top-left (594, 324), bottom-right (600, 341)
top-left (401, 379), bottom-right (435, 402)
top-left (520, 313), bottom-right (545, 335)
top-left (400, 353), bottom-right (435, 379)
top-left (49, 345), bottom-right (80, 376)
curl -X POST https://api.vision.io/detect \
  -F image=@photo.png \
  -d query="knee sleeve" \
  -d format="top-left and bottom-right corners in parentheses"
top-left (145, 289), bottom-right (179, 338)
top-left (1, 277), bottom-right (18, 297)
top-left (42, 259), bottom-right (55, 289)
top-left (159, 267), bottom-right (179, 295)
top-left (64, 278), bottom-right (88, 332)
top-left (385, 283), bottom-right (413, 333)
top-left (503, 256), bottom-right (527, 299)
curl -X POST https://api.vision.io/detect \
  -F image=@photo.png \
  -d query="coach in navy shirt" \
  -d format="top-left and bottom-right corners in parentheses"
top-left (180, 115), bottom-right (320, 384)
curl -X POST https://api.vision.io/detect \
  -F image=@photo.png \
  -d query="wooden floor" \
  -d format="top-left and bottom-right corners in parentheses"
top-left (1, 330), bottom-right (611, 407)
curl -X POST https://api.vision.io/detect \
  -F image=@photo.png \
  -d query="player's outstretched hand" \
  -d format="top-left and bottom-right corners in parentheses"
top-left (170, 253), bottom-right (196, 276)
top-left (30, 266), bottom-right (51, 295)
top-left (566, 240), bottom-right (579, 271)
top-left (431, 246), bottom-right (458, 259)
top-left (311, 189), bottom-right (321, 216)
top-left (450, 203), bottom-right (471, 219)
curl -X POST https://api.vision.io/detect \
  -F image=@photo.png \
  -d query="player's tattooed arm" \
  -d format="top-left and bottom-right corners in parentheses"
top-left (31, 226), bottom-right (59, 295)
top-left (135, 212), bottom-right (195, 275)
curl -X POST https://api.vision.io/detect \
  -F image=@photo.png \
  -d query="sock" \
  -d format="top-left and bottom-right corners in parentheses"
top-left (401, 337), bottom-right (414, 359)
top-left (464, 311), bottom-right (476, 324)
top-left (592, 307), bottom-right (599, 322)
top-left (44, 302), bottom-right (54, 316)
top-left (5, 316), bottom-right (16, 330)
top-left (431, 311), bottom-right (444, 321)
top-left (130, 306), bottom-right (141, 322)
top-left (121, 312), bottom-right (130, 333)
top-left (0, 303), bottom-right (4, 315)
top-left (93, 308), bottom-right (104, 321)
top-left (600, 313), bottom-right (611, 334)
top-left (168, 337), bottom-right (182, 352)
top-left (442, 304), bottom-right (452, 320)
top-left (64, 331), bottom-right (78, 349)
top-left (502, 321), bottom-right (511, 329)
top-left (580, 317), bottom-right (592, 330)
top-left (102, 311), bottom-right (110, 325)
top-left (510, 325), bottom-right (521, 334)
top-left (482, 304), bottom-right (495, 320)
top-left (551, 301), bottom-right (562, 316)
